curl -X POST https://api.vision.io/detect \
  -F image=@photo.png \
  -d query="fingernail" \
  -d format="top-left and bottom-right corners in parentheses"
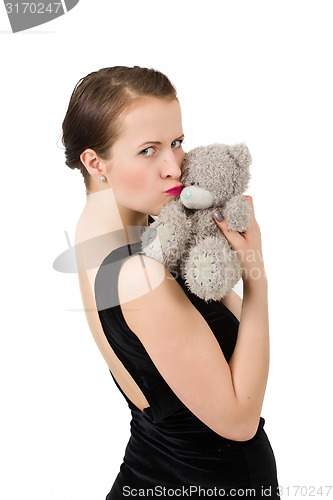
top-left (214, 211), bottom-right (224, 222)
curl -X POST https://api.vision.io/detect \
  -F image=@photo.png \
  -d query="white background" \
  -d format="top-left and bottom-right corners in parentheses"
top-left (1, 1), bottom-right (332, 498)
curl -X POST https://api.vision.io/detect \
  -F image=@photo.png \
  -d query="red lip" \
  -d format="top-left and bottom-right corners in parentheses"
top-left (164, 184), bottom-right (183, 196)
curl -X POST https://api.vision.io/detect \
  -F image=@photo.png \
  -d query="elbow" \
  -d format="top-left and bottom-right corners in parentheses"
top-left (232, 426), bottom-right (258, 442)
top-left (218, 418), bottom-right (260, 442)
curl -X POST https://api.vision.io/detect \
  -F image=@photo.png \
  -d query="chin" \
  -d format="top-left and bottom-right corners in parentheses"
top-left (148, 195), bottom-right (174, 217)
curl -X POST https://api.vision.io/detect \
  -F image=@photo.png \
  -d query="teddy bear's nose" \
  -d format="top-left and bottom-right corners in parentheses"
top-left (180, 185), bottom-right (214, 209)
top-left (183, 189), bottom-right (193, 200)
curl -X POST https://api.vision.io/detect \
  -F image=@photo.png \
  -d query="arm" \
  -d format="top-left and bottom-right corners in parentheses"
top-left (118, 254), bottom-right (269, 441)
top-left (220, 289), bottom-right (243, 322)
top-left (228, 276), bottom-right (269, 429)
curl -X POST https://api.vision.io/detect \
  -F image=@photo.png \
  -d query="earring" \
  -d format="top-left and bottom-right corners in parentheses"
top-left (99, 175), bottom-right (106, 182)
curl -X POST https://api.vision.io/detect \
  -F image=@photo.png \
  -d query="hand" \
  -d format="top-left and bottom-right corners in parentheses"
top-left (214, 196), bottom-right (267, 283)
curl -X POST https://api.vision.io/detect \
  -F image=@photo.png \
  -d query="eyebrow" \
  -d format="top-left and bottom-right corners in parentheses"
top-left (138, 134), bottom-right (185, 148)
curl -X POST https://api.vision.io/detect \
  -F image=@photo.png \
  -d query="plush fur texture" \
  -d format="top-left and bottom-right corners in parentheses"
top-left (141, 142), bottom-right (252, 301)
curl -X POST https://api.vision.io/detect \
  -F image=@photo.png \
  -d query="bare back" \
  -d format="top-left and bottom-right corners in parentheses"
top-left (74, 208), bottom-right (152, 413)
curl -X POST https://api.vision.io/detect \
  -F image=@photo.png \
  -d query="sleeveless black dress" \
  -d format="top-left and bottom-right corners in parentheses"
top-left (94, 218), bottom-right (280, 499)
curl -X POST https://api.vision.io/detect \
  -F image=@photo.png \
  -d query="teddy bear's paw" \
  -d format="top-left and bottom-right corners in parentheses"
top-left (141, 227), bottom-right (162, 262)
top-left (193, 253), bottom-right (216, 286)
top-left (156, 223), bottom-right (174, 249)
top-left (184, 237), bottom-right (242, 302)
top-left (141, 223), bottom-right (175, 263)
top-left (160, 218), bottom-right (191, 265)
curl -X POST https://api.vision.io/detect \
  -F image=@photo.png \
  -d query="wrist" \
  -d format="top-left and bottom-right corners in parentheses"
top-left (242, 266), bottom-right (268, 291)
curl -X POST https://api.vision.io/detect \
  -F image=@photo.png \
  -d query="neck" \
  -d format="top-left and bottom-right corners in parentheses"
top-left (84, 188), bottom-right (149, 245)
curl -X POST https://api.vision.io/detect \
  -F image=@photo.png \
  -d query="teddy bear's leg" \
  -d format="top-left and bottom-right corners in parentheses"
top-left (183, 235), bottom-right (242, 301)
top-left (141, 199), bottom-right (191, 276)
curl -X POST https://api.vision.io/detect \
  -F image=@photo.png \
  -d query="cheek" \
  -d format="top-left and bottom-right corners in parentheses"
top-left (123, 170), bottom-right (151, 192)
top-left (113, 164), bottom-right (152, 195)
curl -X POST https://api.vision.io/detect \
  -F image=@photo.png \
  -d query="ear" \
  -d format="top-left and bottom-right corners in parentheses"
top-left (228, 143), bottom-right (252, 170)
top-left (80, 148), bottom-right (104, 179)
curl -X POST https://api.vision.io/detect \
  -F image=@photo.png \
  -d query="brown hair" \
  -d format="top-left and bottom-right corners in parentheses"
top-left (61, 65), bottom-right (178, 192)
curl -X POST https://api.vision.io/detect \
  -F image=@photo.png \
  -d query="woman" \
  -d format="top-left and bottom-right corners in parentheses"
top-left (62, 66), bottom-right (280, 498)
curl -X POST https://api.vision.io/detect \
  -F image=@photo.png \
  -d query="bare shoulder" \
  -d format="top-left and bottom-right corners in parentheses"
top-left (118, 254), bottom-right (171, 305)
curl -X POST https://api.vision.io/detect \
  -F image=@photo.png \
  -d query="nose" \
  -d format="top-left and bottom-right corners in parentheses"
top-left (160, 150), bottom-right (183, 179)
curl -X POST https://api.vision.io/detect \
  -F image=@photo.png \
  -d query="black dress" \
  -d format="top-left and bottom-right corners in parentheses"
top-left (94, 218), bottom-right (280, 499)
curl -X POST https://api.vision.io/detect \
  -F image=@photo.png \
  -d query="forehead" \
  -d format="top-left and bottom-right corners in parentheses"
top-left (119, 97), bottom-right (182, 140)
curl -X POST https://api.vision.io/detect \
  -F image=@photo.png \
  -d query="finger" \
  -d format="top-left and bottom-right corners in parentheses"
top-left (213, 212), bottom-right (244, 249)
top-left (243, 196), bottom-right (256, 225)
top-left (243, 195), bottom-right (254, 211)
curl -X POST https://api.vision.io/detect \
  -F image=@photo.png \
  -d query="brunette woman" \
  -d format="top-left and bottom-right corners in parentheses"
top-left (62, 65), bottom-right (279, 499)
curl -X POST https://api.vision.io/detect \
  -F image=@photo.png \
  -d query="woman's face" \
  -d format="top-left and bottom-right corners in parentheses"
top-left (104, 96), bottom-right (185, 217)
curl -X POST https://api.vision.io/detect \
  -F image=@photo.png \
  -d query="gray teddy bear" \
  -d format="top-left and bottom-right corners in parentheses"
top-left (141, 142), bottom-right (252, 301)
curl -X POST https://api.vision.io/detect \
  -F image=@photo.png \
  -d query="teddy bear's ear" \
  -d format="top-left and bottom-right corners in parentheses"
top-left (228, 142), bottom-right (252, 169)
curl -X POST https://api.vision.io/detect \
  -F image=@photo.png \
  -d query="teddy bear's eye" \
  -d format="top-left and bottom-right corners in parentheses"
top-left (191, 182), bottom-right (195, 185)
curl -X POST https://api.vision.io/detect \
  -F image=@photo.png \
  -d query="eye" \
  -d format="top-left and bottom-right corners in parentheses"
top-left (171, 139), bottom-right (184, 148)
top-left (140, 147), bottom-right (154, 157)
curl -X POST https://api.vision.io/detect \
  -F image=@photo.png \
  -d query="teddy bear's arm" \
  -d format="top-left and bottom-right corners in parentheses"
top-left (141, 196), bottom-right (191, 265)
top-left (221, 194), bottom-right (251, 233)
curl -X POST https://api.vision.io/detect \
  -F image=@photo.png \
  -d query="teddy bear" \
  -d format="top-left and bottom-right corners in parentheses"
top-left (140, 142), bottom-right (252, 301)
